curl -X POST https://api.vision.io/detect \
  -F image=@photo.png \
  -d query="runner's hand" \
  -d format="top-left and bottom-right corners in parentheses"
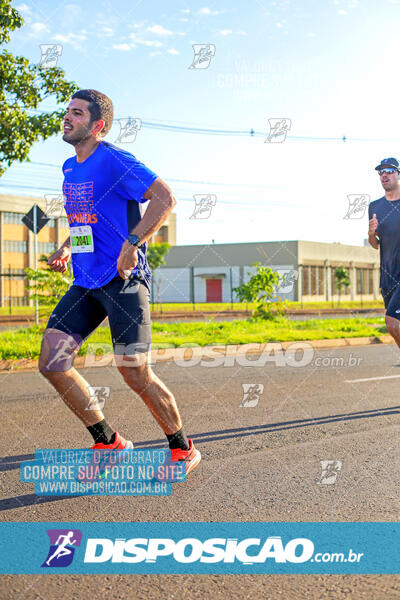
top-left (117, 240), bottom-right (139, 279)
top-left (368, 213), bottom-right (378, 236)
top-left (47, 246), bottom-right (71, 273)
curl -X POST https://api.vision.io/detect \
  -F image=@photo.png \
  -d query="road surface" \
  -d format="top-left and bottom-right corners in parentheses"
top-left (1, 343), bottom-right (400, 598)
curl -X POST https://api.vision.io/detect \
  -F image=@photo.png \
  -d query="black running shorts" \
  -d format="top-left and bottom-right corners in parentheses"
top-left (382, 285), bottom-right (400, 321)
top-left (46, 275), bottom-right (151, 354)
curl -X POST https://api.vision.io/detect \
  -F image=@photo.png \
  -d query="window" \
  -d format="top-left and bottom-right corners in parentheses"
top-left (311, 267), bottom-right (317, 295)
top-left (307, 266), bottom-right (325, 296)
top-left (356, 268), bottom-right (372, 294)
top-left (1, 268), bottom-right (26, 278)
top-left (3, 212), bottom-right (25, 225)
top-left (302, 266), bottom-right (310, 295)
top-left (59, 217), bottom-right (69, 228)
top-left (3, 240), bottom-right (28, 253)
top-left (38, 242), bottom-right (56, 254)
top-left (318, 266), bottom-right (325, 295)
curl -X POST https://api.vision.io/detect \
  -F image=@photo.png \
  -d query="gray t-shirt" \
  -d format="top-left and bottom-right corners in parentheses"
top-left (369, 196), bottom-right (400, 290)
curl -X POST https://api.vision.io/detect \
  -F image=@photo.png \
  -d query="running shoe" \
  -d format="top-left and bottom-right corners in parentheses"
top-left (155, 439), bottom-right (201, 483)
top-left (77, 432), bottom-right (133, 482)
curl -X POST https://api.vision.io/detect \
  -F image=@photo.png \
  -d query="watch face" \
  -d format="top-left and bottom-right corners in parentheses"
top-left (129, 235), bottom-right (140, 246)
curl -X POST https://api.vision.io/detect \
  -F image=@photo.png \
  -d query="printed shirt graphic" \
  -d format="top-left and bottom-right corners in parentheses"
top-left (369, 197), bottom-right (400, 290)
top-left (62, 141), bottom-right (158, 289)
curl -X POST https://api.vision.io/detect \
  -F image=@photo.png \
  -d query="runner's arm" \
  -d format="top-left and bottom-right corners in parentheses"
top-left (368, 233), bottom-right (379, 249)
top-left (368, 211), bottom-right (379, 249)
top-left (128, 177), bottom-right (176, 242)
top-left (60, 236), bottom-right (71, 250)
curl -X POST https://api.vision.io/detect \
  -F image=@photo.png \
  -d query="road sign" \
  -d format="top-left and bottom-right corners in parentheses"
top-left (22, 204), bottom-right (49, 234)
top-left (22, 204), bottom-right (50, 325)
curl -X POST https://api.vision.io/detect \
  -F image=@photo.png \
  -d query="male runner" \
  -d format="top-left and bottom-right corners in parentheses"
top-left (39, 89), bottom-right (201, 476)
top-left (368, 157), bottom-right (400, 346)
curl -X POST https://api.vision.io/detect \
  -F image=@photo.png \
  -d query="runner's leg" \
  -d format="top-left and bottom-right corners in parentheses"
top-left (39, 285), bottom-right (107, 426)
top-left (104, 277), bottom-right (183, 434)
top-left (383, 286), bottom-right (400, 348)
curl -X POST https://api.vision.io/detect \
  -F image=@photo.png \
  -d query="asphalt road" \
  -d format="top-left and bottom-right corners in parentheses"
top-left (1, 343), bottom-right (400, 598)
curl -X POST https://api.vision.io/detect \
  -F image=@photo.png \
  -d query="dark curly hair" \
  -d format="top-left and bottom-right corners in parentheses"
top-left (71, 89), bottom-right (114, 137)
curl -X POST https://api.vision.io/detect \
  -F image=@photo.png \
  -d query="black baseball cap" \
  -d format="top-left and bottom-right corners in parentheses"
top-left (375, 157), bottom-right (400, 172)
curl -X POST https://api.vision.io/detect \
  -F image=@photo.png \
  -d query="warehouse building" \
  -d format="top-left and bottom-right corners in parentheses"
top-left (153, 240), bottom-right (380, 304)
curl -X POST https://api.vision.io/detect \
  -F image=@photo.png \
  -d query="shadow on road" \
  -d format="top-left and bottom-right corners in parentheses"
top-left (1, 404), bottom-right (399, 511)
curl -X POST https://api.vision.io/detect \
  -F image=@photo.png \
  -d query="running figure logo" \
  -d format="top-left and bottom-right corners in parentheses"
top-left (277, 269), bottom-right (298, 294)
top-left (317, 460), bottom-right (342, 485)
top-left (190, 194), bottom-right (217, 219)
top-left (41, 529), bottom-right (82, 568)
top-left (265, 118), bottom-right (291, 143)
top-left (344, 195), bottom-right (369, 219)
top-left (39, 44), bottom-right (63, 68)
top-left (239, 384), bottom-right (264, 407)
top-left (188, 44), bottom-right (216, 69)
top-left (45, 194), bottom-right (66, 218)
top-left (86, 386), bottom-right (110, 411)
top-left (114, 118), bottom-right (142, 143)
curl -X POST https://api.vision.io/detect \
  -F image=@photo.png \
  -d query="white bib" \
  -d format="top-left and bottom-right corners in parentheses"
top-left (70, 225), bottom-right (94, 254)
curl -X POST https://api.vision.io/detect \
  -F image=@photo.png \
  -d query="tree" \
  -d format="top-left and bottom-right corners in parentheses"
top-left (147, 242), bottom-right (170, 272)
top-left (0, 0), bottom-right (78, 176)
top-left (334, 266), bottom-right (350, 306)
top-left (25, 255), bottom-right (73, 315)
top-left (233, 262), bottom-right (285, 320)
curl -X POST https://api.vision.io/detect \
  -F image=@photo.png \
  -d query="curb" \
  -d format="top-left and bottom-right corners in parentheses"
top-left (0, 335), bottom-right (395, 373)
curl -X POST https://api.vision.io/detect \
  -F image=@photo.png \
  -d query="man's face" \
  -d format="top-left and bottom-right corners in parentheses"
top-left (63, 98), bottom-right (96, 145)
top-left (379, 168), bottom-right (400, 192)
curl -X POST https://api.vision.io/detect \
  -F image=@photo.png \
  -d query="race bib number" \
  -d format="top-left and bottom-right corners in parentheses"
top-left (70, 225), bottom-right (94, 254)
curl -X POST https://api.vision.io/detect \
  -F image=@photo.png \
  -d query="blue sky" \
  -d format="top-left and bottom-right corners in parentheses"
top-left (2, 0), bottom-right (400, 246)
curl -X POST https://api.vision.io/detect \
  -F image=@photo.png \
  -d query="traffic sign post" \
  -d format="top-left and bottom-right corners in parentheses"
top-left (22, 205), bottom-right (49, 325)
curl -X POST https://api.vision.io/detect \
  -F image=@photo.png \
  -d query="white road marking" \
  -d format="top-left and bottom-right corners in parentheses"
top-left (346, 374), bottom-right (400, 383)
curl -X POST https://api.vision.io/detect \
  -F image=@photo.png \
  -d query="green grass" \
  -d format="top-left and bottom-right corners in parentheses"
top-left (1, 299), bottom-right (384, 317)
top-left (0, 306), bottom-right (34, 315)
top-left (0, 317), bottom-right (388, 361)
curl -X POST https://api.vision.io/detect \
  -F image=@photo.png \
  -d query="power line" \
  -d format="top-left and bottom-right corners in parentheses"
top-left (1, 161), bottom-right (276, 190)
top-left (0, 182), bottom-right (286, 209)
top-left (26, 108), bottom-right (400, 142)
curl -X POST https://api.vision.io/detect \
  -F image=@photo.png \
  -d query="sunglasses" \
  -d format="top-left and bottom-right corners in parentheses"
top-left (379, 168), bottom-right (398, 175)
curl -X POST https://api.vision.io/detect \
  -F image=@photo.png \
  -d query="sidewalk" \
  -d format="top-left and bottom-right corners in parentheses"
top-left (0, 334), bottom-right (394, 373)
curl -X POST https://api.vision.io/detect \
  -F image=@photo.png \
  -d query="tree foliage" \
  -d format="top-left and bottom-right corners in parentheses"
top-left (0, 0), bottom-right (78, 175)
top-left (233, 262), bottom-right (286, 320)
top-left (147, 242), bottom-right (171, 272)
top-left (334, 266), bottom-right (350, 306)
top-left (25, 255), bottom-right (73, 310)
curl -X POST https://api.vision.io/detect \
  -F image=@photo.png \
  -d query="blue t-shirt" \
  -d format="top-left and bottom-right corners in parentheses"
top-left (62, 141), bottom-right (158, 290)
top-left (368, 196), bottom-right (400, 290)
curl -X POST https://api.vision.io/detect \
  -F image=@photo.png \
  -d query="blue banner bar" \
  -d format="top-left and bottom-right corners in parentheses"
top-left (0, 522), bottom-right (399, 574)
